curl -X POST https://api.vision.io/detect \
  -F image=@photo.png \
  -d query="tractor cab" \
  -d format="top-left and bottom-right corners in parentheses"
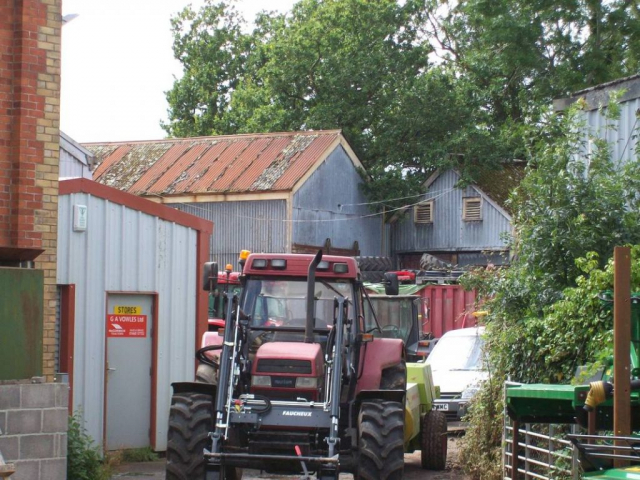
top-left (363, 294), bottom-right (429, 361)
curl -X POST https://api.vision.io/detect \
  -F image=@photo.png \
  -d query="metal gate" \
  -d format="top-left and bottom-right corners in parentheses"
top-left (503, 383), bottom-right (580, 480)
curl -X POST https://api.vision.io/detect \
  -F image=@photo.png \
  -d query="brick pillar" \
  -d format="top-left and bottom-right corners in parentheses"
top-left (0, 0), bottom-right (61, 379)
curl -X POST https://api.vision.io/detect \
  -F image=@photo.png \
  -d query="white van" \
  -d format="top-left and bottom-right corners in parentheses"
top-left (427, 326), bottom-right (487, 422)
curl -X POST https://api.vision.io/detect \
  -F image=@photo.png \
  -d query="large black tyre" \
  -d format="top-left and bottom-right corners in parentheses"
top-left (355, 256), bottom-right (394, 283)
top-left (166, 393), bottom-right (242, 480)
top-left (380, 362), bottom-right (407, 390)
top-left (356, 401), bottom-right (405, 480)
top-left (421, 410), bottom-right (448, 470)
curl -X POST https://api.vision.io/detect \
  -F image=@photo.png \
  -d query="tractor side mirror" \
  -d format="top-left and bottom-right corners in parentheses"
top-left (383, 272), bottom-right (399, 296)
top-left (203, 262), bottom-right (219, 291)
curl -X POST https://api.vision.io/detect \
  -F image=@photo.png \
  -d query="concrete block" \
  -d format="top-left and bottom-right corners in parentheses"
top-left (54, 384), bottom-right (68, 408)
top-left (57, 433), bottom-right (67, 457)
top-left (52, 433), bottom-right (66, 458)
top-left (42, 408), bottom-right (66, 433)
top-left (20, 434), bottom-right (55, 459)
top-left (11, 460), bottom-right (40, 480)
top-left (0, 411), bottom-right (6, 433)
top-left (21, 384), bottom-right (55, 409)
top-left (0, 435), bottom-right (19, 461)
top-left (0, 385), bottom-right (21, 409)
top-left (7, 410), bottom-right (42, 434)
top-left (40, 458), bottom-right (66, 480)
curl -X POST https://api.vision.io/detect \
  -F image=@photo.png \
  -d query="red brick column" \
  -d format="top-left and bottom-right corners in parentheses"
top-left (1, 0), bottom-right (61, 378)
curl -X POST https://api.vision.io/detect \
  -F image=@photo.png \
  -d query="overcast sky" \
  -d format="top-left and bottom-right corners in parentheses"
top-left (60, 0), bottom-right (297, 144)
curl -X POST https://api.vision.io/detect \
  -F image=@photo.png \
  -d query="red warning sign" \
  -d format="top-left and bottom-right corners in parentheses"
top-left (107, 314), bottom-right (147, 338)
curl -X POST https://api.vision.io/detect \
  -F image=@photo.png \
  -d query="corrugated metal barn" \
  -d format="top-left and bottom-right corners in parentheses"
top-left (391, 164), bottom-right (525, 269)
top-left (85, 130), bottom-right (386, 269)
top-left (554, 74), bottom-right (640, 167)
top-left (57, 178), bottom-right (212, 452)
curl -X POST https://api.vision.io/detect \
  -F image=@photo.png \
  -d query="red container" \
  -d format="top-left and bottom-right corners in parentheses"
top-left (419, 285), bottom-right (478, 338)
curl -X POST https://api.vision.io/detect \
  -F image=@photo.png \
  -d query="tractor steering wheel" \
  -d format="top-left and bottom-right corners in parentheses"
top-left (381, 324), bottom-right (401, 339)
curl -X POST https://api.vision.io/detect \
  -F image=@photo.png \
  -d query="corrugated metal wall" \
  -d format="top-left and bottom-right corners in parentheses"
top-left (392, 170), bottom-right (511, 254)
top-left (59, 146), bottom-right (92, 179)
top-left (57, 192), bottom-right (198, 451)
top-left (174, 200), bottom-right (287, 269)
top-left (293, 146), bottom-right (384, 256)
top-left (420, 285), bottom-right (477, 338)
top-left (578, 95), bottom-right (640, 168)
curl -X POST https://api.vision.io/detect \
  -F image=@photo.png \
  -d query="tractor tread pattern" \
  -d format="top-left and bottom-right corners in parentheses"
top-left (421, 410), bottom-right (448, 470)
top-left (166, 392), bottom-right (213, 480)
top-left (357, 400), bottom-right (405, 480)
top-left (355, 256), bottom-right (394, 283)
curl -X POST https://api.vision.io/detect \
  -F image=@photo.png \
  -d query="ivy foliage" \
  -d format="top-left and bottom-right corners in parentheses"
top-left (67, 413), bottom-right (110, 480)
top-left (459, 100), bottom-right (640, 479)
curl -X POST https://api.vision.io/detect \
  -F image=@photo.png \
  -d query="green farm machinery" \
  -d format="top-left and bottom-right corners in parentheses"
top-left (504, 286), bottom-right (640, 479)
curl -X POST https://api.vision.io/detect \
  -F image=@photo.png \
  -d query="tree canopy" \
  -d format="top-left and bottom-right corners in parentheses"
top-left (163, 0), bottom-right (640, 202)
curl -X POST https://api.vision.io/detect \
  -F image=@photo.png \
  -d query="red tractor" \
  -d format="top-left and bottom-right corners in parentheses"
top-left (166, 251), bottom-right (409, 479)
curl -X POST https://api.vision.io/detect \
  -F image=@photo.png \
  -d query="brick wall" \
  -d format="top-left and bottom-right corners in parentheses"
top-left (0, 382), bottom-right (68, 480)
top-left (1, 1), bottom-right (61, 379)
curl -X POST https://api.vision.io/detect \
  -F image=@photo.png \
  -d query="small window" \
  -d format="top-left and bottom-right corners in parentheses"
top-left (414, 201), bottom-right (434, 224)
top-left (463, 197), bottom-right (482, 221)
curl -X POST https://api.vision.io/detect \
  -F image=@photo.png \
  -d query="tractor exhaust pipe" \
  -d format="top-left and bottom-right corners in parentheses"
top-left (305, 250), bottom-right (323, 343)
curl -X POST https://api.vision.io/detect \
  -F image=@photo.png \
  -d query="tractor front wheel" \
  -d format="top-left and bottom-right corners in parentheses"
top-left (357, 400), bottom-right (405, 480)
top-left (166, 392), bottom-right (213, 480)
top-left (166, 393), bottom-right (242, 480)
top-left (421, 410), bottom-right (448, 470)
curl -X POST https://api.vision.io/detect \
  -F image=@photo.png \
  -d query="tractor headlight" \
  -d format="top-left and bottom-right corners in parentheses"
top-left (251, 375), bottom-right (272, 387)
top-left (295, 377), bottom-right (318, 388)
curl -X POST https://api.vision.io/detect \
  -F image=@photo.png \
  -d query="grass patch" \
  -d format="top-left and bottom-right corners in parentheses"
top-left (121, 447), bottom-right (159, 463)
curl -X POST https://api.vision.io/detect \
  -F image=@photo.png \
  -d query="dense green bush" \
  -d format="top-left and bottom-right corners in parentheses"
top-left (459, 98), bottom-right (640, 479)
top-left (67, 413), bottom-right (110, 480)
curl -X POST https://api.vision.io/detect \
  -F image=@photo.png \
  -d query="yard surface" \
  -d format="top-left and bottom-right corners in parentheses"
top-left (110, 436), bottom-right (468, 480)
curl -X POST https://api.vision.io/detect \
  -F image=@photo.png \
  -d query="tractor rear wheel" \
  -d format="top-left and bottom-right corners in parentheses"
top-left (421, 410), bottom-right (447, 470)
top-left (357, 400), bottom-right (404, 480)
top-left (166, 393), bottom-right (242, 480)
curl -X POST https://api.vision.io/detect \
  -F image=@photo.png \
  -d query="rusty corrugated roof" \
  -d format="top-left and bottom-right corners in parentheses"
top-left (84, 131), bottom-right (345, 196)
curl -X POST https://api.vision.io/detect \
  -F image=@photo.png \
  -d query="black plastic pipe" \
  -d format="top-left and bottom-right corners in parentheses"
top-left (305, 250), bottom-right (323, 344)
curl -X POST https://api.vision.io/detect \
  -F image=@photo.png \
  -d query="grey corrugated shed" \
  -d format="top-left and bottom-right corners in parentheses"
top-left (57, 190), bottom-right (200, 451)
top-left (554, 74), bottom-right (640, 167)
top-left (392, 170), bottom-right (512, 254)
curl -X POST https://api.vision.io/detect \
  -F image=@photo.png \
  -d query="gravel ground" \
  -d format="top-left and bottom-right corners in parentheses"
top-left (110, 436), bottom-right (468, 480)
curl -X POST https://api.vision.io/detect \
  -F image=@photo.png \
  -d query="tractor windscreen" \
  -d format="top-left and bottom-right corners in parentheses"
top-left (364, 297), bottom-right (417, 342)
top-left (242, 277), bottom-right (354, 329)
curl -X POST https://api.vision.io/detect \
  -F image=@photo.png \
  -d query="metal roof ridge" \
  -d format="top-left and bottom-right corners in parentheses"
top-left (82, 129), bottom-right (343, 146)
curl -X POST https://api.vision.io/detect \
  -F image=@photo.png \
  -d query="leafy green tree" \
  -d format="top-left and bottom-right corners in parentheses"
top-left (163, 0), bottom-right (512, 198)
top-left (426, 0), bottom-right (640, 126)
top-left (164, 0), bottom-right (640, 204)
